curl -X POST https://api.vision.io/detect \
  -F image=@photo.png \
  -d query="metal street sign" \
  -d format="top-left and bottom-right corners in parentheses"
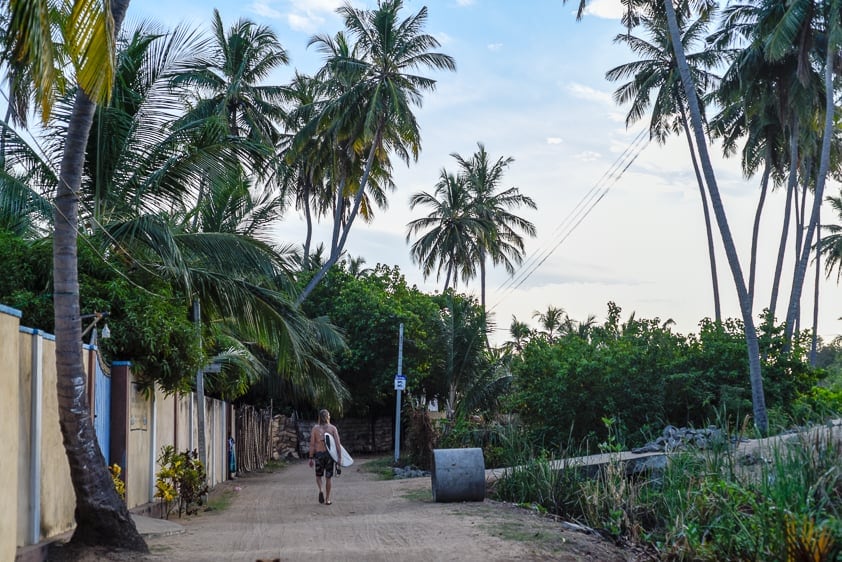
top-left (394, 374), bottom-right (406, 390)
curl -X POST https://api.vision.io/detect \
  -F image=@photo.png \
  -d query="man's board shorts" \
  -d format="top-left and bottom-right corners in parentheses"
top-left (314, 450), bottom-right (335, 478)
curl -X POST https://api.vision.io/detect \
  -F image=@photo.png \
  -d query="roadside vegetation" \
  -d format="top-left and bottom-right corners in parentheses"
top-left (4, 0), bottom-right (842, 558)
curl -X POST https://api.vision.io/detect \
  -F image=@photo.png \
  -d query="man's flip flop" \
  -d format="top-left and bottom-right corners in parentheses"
top-left (325, 501), bottom-right (332, 505)
top-left (318, 492), bottom-right (324, 504)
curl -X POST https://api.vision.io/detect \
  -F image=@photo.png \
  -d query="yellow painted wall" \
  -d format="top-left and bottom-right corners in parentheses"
top-left (7, 326), bottom-right (233, 552)
top-left (16, 330), bottom-right (32, 548)
top-left (126, 381), bottom-right (152, 508)
top-left (38, 335), bottom-right (76, 539)
top-left (1, 309), bottom-right (20, 562)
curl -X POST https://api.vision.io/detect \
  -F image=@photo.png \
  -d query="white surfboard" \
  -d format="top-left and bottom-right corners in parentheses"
top-left (324, 433), bottom-right (353, 467)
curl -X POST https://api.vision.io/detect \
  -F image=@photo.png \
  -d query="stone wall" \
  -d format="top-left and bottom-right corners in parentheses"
top-left (271, 416), bottom-right (395, 459)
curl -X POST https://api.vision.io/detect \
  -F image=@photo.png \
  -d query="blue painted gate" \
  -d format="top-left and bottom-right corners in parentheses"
top-left (91, 348), bottom-right (111, 463)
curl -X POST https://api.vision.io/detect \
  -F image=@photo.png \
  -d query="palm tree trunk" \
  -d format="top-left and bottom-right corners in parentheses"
top-left (769, 128), bottom-right (798, 321)
top-left (811, 214), bottom-right (821, 365)
top-left (679, 107), bottom-right (720, 321)
top-left (784, 39), bottom-right (836, 348)
top-left (663, 0), bottom-right (768, 434)
top-left (748, 155), bottom-right (772, 305)
top-left (479, 251), bottom-right (487, 313)
top-left (302, 181), bottom-right (313, 268)
top-left (53, 0), bottom-right (146, 550)
top-left (298, 124), bottom-right (384, 304)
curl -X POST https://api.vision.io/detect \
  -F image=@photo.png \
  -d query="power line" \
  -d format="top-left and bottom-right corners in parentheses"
top-left (490, 129), bottom-right (650, 312)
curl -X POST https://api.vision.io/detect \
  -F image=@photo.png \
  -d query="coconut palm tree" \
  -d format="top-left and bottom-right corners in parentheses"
top-left (4, 0), bottom-right (148, 549)
top-left (607, 10), bottom-right (723, 321)
top-left (174, 9), bottom-right (288, 146)
top-left (406, 169), bottom-right (485, 291)
top-left (532, 305), bottom-right (567, 344)
top-left (818, 191), bottom-right (842, 283)
top-left (658, 0), bottom-right (772, 432)
top-left (296, 0), bottom-right (455, 303)
top-left (564, 0), bottom-right (770, 432)
top-left (452, 143), bottom-right (536, 313)
top-left (506, 315), bottom-right (532, 353)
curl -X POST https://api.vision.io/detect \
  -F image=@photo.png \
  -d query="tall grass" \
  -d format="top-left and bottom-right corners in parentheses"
top-left (493, 423), bottom-right (842, 560)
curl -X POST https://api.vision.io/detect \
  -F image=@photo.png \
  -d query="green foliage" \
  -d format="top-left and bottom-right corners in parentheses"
top-left (0, 234), bottom-right (53, 328)
top-left (511, 303), bottom-right (825, 449)
top-left (437, 415), bottom-right (509, 468)
top-left (494, 422), bottom-right (842, 560)
top-left (0, 232), bottom-right (204, 392)
top-left (300, 263), bottom-right (471, 417)
top-left (99, 283), bottom-right (203, 394)
top-left (155, 446), bottom-right (209, 518)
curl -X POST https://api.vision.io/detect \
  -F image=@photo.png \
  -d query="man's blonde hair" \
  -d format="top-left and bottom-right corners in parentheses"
top-left (318, 409), bottom-right (330, 424)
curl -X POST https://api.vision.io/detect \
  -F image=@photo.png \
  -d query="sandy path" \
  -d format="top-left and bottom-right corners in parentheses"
top-left (140, 459), bottom-right (631, 562)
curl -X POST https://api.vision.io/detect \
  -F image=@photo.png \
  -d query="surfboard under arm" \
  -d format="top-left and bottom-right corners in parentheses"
top-left (325, 433), bottom-right (354, 467)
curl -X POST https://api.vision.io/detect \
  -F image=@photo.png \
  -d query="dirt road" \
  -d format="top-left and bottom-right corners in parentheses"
top-left (134, 458), bottom-right (631, 562)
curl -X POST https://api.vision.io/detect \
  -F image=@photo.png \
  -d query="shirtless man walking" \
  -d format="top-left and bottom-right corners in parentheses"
top-left (308, 409), bottom-right (342, 505)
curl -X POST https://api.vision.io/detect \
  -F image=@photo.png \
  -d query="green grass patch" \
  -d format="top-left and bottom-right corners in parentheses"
top-left (206, 488), bottom-right (235, 512)
top-left (261, 459), bottom-right (287, 472)
top-left (361, 456), bottom-right (395, 480)
top-left (484, 520), bottom-right (554, 542)
top-left (402, 487), bottom-right (432, 502)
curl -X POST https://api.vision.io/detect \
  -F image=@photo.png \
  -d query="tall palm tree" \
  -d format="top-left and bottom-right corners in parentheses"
top-left (4, 0), bottom-right (148, 549)
top-left (660, 0), bottom-right (770, 431)
top-left (710, 0), bottom-right (827, 345)
top-left (564, 0), bottom-right (770, 432)
top-left (532, 305), bottom-right (566, 344)
top-left (452, 143), bottom-right (537, 312)
top-left (607, 10), bottom-right (723, 321)
top-left (506, 315), bottom-right (532, 353)
top-left (820, 191), bottom-right (842, 272)
top-left (174, 9), bottom-right (288, 146)
top-left (277, 71), bottom-right (326, 268)
top-left (406, 169), bottom-right (484, 291)
top-left (296, 0), bottom-right (455, 303)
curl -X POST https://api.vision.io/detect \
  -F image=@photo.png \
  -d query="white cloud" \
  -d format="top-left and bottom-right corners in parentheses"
top-left (546, 137), bottom-right (563, 145)
top-left (487, 42), bottom-right (503, 51)
top-left (575, 151), bottom-right (602, 162)
top-left (456, 0), bottom-right (475, 6)
top-left (565, 82), bottom-right (614, 105)
top-left (582, 0), bottom-right (625, 20)
top-left (251, 1), bottom-right (282, 18)
top-left (247, 0), bottom-right (343, 32)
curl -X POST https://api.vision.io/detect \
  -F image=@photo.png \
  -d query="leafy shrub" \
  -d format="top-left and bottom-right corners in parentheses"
top-left (109, 463), bottom-right (126, 500)
top-left (155, 446), bottom-right (209, 518)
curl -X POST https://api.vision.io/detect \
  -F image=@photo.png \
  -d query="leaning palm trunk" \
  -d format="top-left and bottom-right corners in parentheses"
top-left (748, 155), bottom-right (772, 304)
top-left (679, 107), bottom-right (721, 321)
top-left (769, 130), bottom-right (799, 322)
top-left (53, 0), bottom-right (147, 550)
top-left (298, 125), bottom-right (384, 304)
top-left (663, 0), bottom-right (768, 433)
top-left (784, 35), bottom-right (836, 348)
top-left (811, 217), bottom-right (821, 365)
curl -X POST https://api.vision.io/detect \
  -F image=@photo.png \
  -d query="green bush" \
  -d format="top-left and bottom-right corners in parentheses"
top-left (155, 446), bottom-right (209, 518)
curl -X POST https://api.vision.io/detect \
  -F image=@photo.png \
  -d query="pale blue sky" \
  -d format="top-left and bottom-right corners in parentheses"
top-left (129, 0), bottom-right (842, 345)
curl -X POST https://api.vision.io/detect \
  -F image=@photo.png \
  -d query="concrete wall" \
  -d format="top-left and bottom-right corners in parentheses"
top-left (5, 312), bottom-right (236, 558)
top-left (1, 306), bottom-right (21, 562)
top-left (126, 380), bottom-right (153, 508)
top-left (36, 335), bottom-right (75, 540)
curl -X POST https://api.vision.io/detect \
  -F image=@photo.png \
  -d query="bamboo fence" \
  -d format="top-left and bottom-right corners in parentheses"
top-left (234, 405), bottom-right (274, 472)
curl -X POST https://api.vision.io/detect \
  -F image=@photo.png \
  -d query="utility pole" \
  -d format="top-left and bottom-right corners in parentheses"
top-left (394, 324), bottom-right (406, 463)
